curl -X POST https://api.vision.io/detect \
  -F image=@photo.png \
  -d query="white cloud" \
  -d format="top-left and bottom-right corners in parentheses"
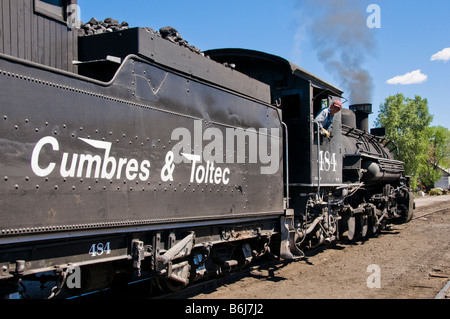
top-left (431, 48), bottom-right (450, 62)
top-left (386, 69), bottom-right (428, 85)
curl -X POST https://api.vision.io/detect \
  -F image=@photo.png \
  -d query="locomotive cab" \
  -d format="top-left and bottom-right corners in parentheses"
top-left (204, 49), bottom-right (345, 199)
top-left (310, 95), bottom-right (343, 187)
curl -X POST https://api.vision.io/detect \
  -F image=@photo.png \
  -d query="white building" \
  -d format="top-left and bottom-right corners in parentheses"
top-left (435, 165), bottom-right (450, 190)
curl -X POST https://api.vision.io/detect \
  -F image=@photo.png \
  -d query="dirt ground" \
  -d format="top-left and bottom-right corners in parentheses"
top-left (192, 195), bottom-right (450, 299)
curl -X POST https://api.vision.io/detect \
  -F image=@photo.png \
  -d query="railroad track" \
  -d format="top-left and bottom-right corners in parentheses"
top-left (435, 281), bottom-right (450, 299)
top-left (414, 200), bottom-right (450, 300)
top-left (412, 200), bottom-right (450, 220)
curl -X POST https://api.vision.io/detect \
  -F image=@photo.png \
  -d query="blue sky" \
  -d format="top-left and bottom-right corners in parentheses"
top-left (78, 0), bottom-right (450, 129)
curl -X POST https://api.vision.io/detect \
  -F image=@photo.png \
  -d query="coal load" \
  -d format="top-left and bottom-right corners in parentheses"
top-left (158, 26), bottom-right (202, 55)
top-left (79, 17), bottom-right (129, 36)
top-left (79, 19), bottom-right (203, 56)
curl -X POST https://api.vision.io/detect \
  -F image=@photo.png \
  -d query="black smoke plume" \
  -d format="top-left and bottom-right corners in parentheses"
top-left (298, 0), bottom-right (376, 104)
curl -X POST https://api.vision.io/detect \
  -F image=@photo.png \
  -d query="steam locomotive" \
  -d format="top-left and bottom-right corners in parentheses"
top-left (0, 0), bottom-right (413, 298)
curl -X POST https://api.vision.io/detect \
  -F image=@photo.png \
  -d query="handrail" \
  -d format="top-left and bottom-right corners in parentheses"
top-left (282, 122), bottom-right (290, 208)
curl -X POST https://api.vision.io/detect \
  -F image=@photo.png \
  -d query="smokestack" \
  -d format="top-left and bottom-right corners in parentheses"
top-left (350, 104), bottom-right (372, 132)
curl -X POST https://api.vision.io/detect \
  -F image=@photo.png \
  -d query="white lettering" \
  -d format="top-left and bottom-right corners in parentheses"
top-left (61, 153), bottom-right (78, 178)
top-left (79, 138), bottom-right (117, 180)
top-left (139, 160), bottom-right (151, 181)
top-left (126, 159), bottom-right (139, 181)
top-left (183, 153), bottom-right (201, 183)
top-left (214, 167), bottom-right (223, 184)
top-left (77, 154), bottom-right (102, 178)
top-left (30, 136), bottom-right (151, 182)
top-left (182, 153), bottom-right (230, 185)
top-left (102, 147), bottom-right (117, 180)
top-left (116, 158), bottom-right (128, 180)
top-left (222, 168), bottom-right (230, 185)
top-left (319, 151), bottom-right (338, 172)
top-left (195, 163), bottom-right (206, 183)
top-left (31, 136), bottom-right (59, 177)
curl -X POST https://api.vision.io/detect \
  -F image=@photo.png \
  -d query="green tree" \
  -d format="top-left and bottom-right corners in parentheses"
top-left (444, 127), bottom-right (450, 168)
top-left (419, 126), bottom-right (450, 189)
top-left (374, 94), bottom-right (433, 188)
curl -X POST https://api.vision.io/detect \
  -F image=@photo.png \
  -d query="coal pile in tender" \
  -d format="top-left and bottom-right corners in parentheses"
top-left (79, 19), bottom-right (203, 56)
top-left (79, 17), bottom-right (130, 36)
top-left (158, 26), bottom-right (202, 55)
